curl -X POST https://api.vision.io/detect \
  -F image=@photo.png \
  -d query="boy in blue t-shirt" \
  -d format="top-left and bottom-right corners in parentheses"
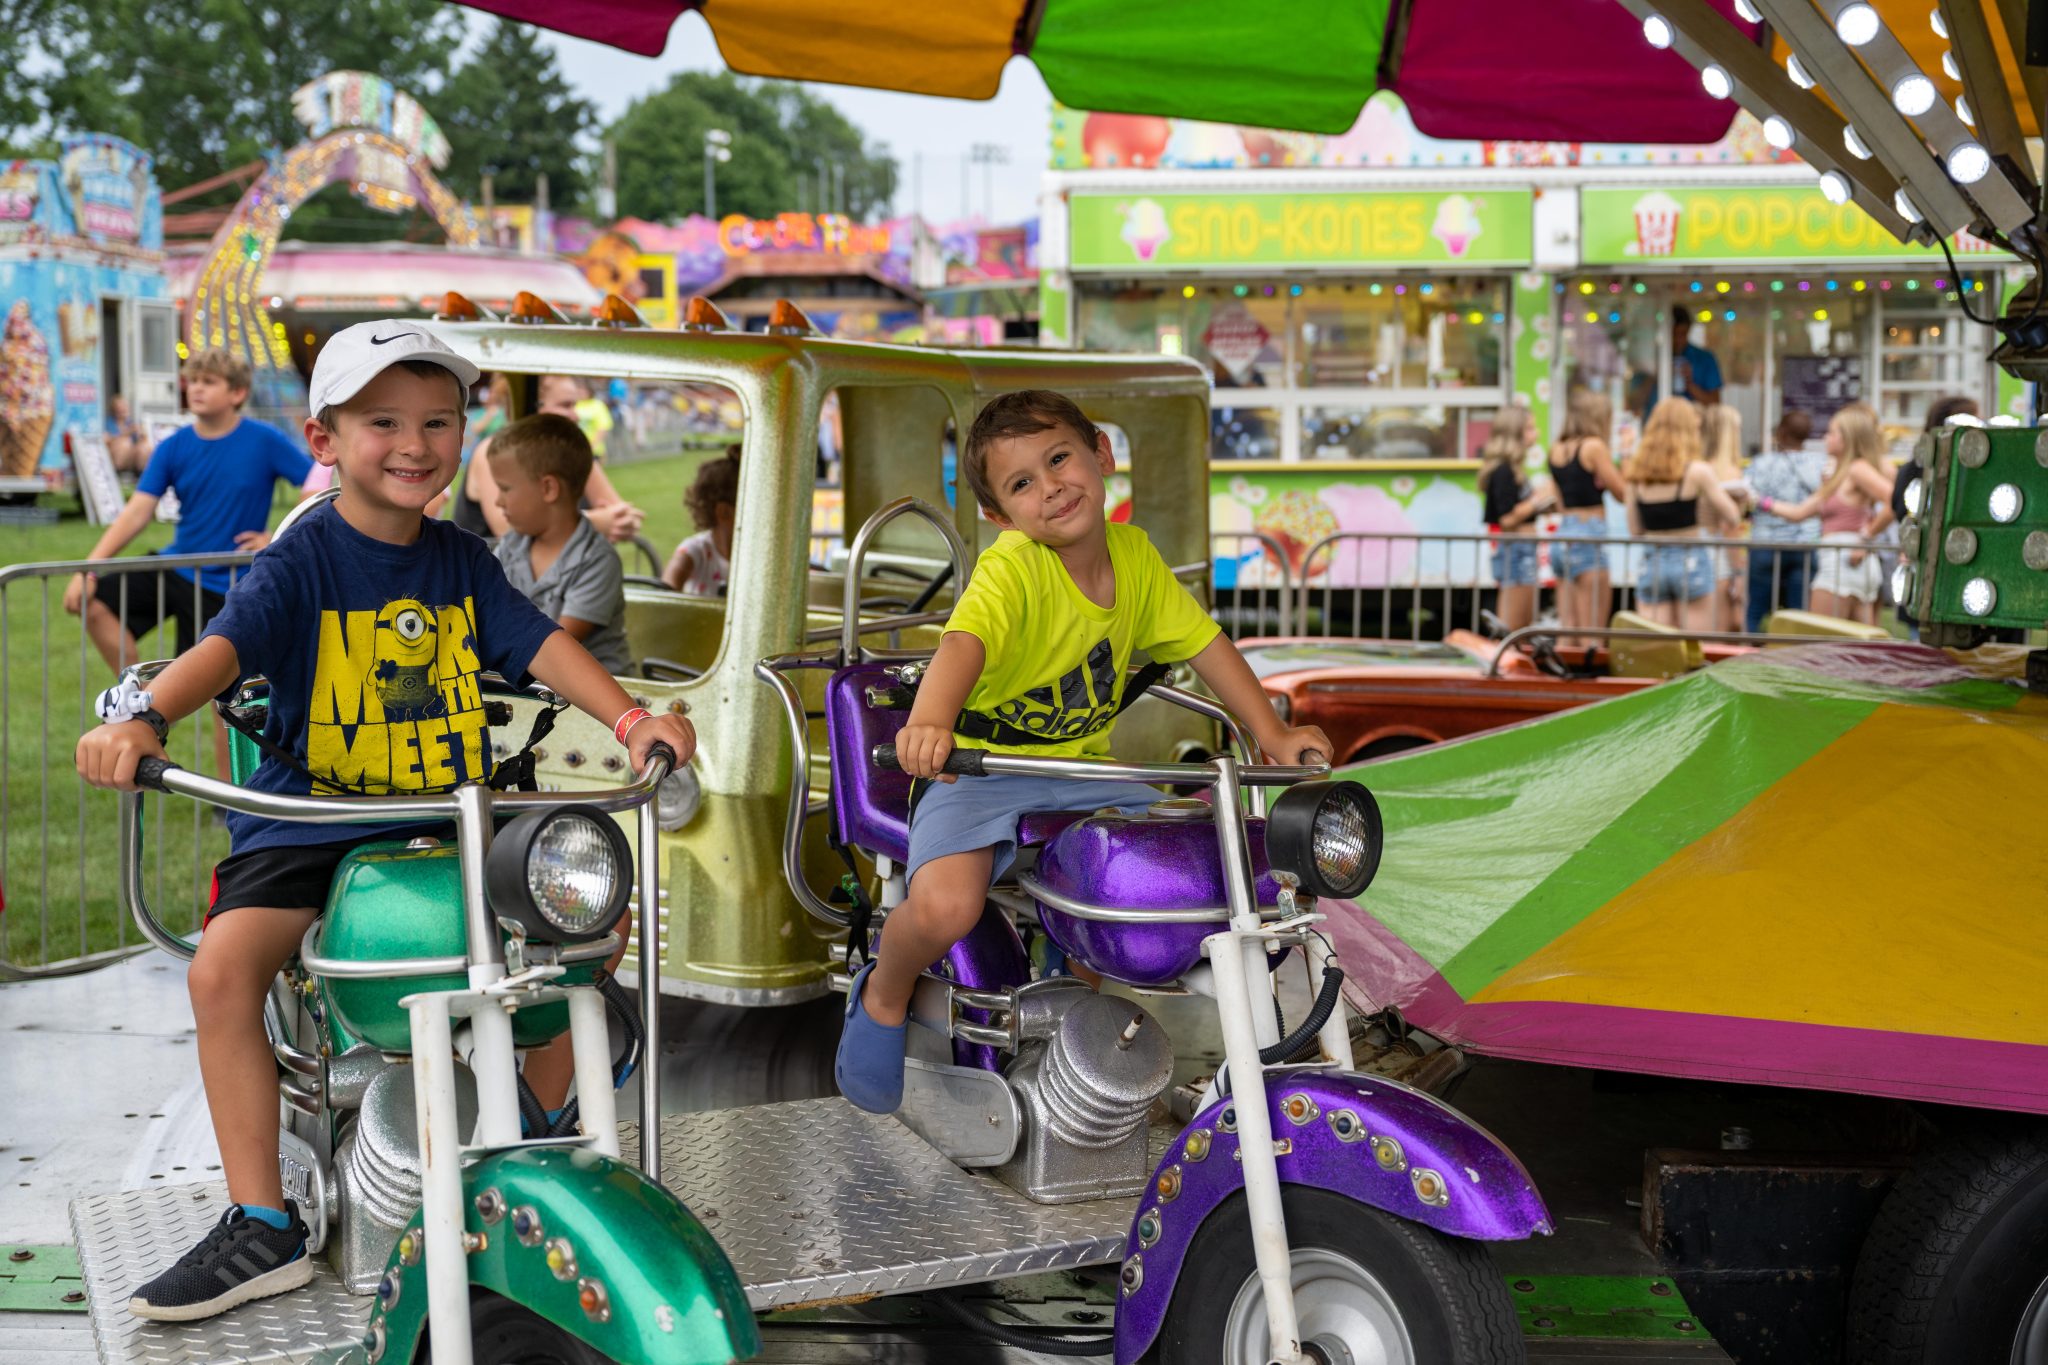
top-left (835, 390), bottom-right (1331, 1114)
top-left (75, 321), bottom-right (695, 1323)
top-left (65, 349), bottom-right (312, 672)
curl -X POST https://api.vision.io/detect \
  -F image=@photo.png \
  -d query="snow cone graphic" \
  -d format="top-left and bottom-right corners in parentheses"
top-left (1630, 191), bottom-right (1683, 256)
top-left (1431, 195), bottom-right (1483, 257)
top-left (1120, 198), bottom-right (1171, 262)
top-left (0, 301), bottom-right (55, 478)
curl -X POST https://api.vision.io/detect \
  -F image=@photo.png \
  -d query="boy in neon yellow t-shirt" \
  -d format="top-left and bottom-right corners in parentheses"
top-left (837, 390), bottom-right (1330, 1113)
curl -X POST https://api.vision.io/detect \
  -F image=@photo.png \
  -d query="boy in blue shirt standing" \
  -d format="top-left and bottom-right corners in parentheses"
top-left (64, 349), bottom-right (311, 671)
top-left (836, 390), bottom-right (1330, 1114)
top-left (75, 321), bottom-right (695, 1322)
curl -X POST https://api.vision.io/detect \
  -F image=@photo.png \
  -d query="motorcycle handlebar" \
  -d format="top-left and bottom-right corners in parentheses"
top-left (868, 743), bottom-right (1326, 789)
top-left (133, 756), bottom-right (177, 792)
top-left (872, 744), bottom-right (984, 777)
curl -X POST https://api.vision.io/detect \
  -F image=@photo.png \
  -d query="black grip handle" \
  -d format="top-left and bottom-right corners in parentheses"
top-left (871, 744), bottom-right (986, 777)
top-left (133, 756), bottom-right (178, 792)
top-left (646, 741), bottom-right (678, 774)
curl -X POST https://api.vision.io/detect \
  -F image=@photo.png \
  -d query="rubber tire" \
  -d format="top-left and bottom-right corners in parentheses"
top-left (653, 993), bottom-right (840, 1112)
top-left (1845, 1120), bottom-right (2048, 1365)
top-left (421, 1288), bottom-right (612, 1364)
top-left (1155, 1186), bottom-right (1522, 1365)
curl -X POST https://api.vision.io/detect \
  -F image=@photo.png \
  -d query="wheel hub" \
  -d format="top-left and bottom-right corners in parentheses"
top-left (1221, 1248), bottom-right (1414, 1365)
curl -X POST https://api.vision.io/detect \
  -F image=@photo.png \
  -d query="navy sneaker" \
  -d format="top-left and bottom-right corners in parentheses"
top-left (127, 1201), bottom-right (312, 1322)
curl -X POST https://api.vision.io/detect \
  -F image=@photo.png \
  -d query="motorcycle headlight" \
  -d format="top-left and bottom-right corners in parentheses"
top-left (1264, 781), bottom-right (1383, 901)
top-left (654, 762), bottom-right (701, 833)
top-left (485, 806), bottom-right (632, 943)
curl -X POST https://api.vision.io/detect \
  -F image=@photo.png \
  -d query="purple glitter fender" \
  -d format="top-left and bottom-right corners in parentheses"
top-left (1110, 1070), bottom-right (1552, 1363)
top-left (825, 664), bottom-right (912, 864)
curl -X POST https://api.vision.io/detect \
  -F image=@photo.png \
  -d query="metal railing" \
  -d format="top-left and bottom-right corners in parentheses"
top-left (1209, 531), bottom-right (1294, 638)
top-left (1280, 529), bottom-right (1883, 643)
top-left (0, 551), bottom-right (255, 978)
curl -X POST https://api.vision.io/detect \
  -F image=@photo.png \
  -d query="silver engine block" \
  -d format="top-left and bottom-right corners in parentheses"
top-left (998, 991), bottom-right (1174, 1204)
top-left (329, 1061), bottom-right (476, 1292)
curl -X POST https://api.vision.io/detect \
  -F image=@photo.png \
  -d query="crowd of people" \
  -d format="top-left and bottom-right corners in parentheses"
top-left (1484, 382), bottom-right (1980, 641)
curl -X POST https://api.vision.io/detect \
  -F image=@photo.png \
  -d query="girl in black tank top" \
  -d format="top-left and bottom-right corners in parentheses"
top-left (1550, 439), bottom-right (1604, 510)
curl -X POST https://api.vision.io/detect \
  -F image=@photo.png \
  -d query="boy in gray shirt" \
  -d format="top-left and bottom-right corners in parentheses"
top-left (489, 414), bottom-right (632, 673)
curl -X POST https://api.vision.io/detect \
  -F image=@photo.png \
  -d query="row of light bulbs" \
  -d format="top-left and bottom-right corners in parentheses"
top-left (1640, 1), bottom-right (1990, 225)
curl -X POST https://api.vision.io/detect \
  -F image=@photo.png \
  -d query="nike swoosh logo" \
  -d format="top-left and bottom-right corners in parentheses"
top-left (370, 333), bottom-right (410, 345)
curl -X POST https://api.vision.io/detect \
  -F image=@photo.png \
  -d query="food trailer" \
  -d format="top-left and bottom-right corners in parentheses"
top-left (0, 133), bottom-right (177, 491)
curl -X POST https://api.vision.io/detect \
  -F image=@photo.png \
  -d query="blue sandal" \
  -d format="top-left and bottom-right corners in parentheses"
top-left (835, 959), bottom-right (907, 1114)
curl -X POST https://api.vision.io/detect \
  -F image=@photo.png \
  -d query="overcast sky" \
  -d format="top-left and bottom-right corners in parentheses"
top-left (540, 14), bottom-right (1052, 226)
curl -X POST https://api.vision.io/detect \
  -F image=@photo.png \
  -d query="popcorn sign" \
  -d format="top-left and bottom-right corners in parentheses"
top-left (1630, 191), bottom-right (1682, 257)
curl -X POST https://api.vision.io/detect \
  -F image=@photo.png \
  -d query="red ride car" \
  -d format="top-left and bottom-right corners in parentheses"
top-left (1242, 630), bottom-right (1746, 764)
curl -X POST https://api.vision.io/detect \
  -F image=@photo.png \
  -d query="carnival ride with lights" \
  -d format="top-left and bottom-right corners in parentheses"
top-left (37, 3), bottom-right (2048, 1363)
top-left (183, 71), bottom-right (481, 426)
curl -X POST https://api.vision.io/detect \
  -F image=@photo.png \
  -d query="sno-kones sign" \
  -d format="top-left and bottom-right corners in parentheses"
top-left (291, 71), bottom-right (453, 170)
top-left (59, 135), bottom-right (153, 245)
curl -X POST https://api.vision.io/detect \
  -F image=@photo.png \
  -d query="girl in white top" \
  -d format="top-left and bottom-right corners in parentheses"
top-left (662, 446), bottom-right (739, 596)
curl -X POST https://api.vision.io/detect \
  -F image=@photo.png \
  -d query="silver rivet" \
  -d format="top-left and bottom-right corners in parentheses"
top-left (1945, 527), bottom-right (1979, 563)
top-left (2023, 531), bottom-right (2048, 571)
top-left (2034, 429), bottom-right (2048, 468)
top-left (1899, 520), bottom-right (1921, 559)
top-left (1958, 428), bottom-right (1991, 467)
top-left (564, 750), bottom-right (585, 768)
top-left (1914, 430), bottom-right (1934, 462)
top-left (602, 755), bottom-right (624, 772)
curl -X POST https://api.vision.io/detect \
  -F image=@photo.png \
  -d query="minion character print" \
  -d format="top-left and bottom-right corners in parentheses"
top-left (307, 593), bottom-right (493, 795)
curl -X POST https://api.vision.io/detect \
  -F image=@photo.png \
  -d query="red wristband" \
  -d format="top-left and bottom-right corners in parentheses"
top-left (612, 707), bottom-right (653, 745)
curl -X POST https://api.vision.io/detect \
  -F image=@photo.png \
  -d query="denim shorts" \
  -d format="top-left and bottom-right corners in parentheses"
top-left (1553, 512), bottom-right (1607, 582)
top-left (1491, 538), bottom-right (1539, 588)
top-left (1637, 543), bottom-right (1715, 605)
top-left (906, 771), bottom-right (1163, 884)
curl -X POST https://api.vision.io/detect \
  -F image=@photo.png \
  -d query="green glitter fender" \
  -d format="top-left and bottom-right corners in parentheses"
top-left (365, 1145), bottom-right (759, 1364)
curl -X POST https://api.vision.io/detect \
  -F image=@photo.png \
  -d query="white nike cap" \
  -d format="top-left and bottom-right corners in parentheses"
top-left (307, 320), bottom-right (481, 417)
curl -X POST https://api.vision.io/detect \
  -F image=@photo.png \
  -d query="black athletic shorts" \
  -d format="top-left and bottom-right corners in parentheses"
top-left (92, 562), bottom-right (228, 654)
top-left (209, 823), bottom-right (454, 920)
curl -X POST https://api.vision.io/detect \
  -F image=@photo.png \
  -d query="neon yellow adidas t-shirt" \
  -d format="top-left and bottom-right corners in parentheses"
top-left (942, 522), bottom-right (1221, 759)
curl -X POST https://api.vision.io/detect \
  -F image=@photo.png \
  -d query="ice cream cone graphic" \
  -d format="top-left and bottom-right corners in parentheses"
top-left (1431, 195), bottom-right (1483, 258)
top-left (1631, 191), bottom-right (1683, 257)
top-left (1120, 198), bottom-right (1171, 263)
top-left (0, 302), bottom-right (55, 478)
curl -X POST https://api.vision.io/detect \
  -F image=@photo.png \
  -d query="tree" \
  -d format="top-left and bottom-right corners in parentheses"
top-left (608, 72), bottom-right (898, 223)
top-left (19, 0), bottom-right (462, 192)
top-left (434, 20), bottom-right (595, 208)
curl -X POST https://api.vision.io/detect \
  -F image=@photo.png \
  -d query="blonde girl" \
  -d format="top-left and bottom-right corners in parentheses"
top-left (1625, 397), bottom-right (1746, 631)
top-left (1753, 401), bottom-right (1893, 625)
top-left (1700, 403), bottom-right (1748, 632)
top-left (1549, 389), bottom-right (1628, 642)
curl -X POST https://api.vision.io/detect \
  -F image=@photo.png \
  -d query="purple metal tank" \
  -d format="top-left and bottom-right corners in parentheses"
top-left (1111, 1070), bottom-right (1553, 1362)
top-left (1030, 813), bottom-right (1281, 987)
top-left (943, 906), bottom-right (1031, 1072)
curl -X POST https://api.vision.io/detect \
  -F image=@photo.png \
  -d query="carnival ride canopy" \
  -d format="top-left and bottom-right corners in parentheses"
top-left (1323, 644), bottom-right (2048, 1115)
top-left (450, 0), bottom-right (1761, 142)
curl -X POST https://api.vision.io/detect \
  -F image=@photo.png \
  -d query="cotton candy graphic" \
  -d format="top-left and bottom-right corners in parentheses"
top-left (0, 301), bottom-right (55, 478)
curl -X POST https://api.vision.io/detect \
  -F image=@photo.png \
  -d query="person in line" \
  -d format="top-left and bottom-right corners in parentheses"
top-left (1548, 389), bottom-right (1628, 643)
top-left (448, 374), bottom-right (644, 543)
top-left (1890, 396), bottom-right (1980, 636)
top-left (834, 390), bottom-right (1330, 1114)
top-left (1478, 401), bottom-right (1554, 636)
top-left (75, 322), bottom-right (693, 1324)
top-left (662, 445), bottom-right (739, 597)
top-left (64, 350), bottom-right (311, 675)
top-left (490, 413), bottom-right (633, 675)
top-left (1670, 305), bottom-right (1723, 405)
top-left (1743, 410), bottom-right (1827, 630)
top-left (104, 392), bottom-right (152, 475)
top-left (1625, 396), bottom-right (1746, 632)
top-left (1753, 401), bottom-right (1894, 627)
top-left (1700, 404), bottom-right (1749, 633)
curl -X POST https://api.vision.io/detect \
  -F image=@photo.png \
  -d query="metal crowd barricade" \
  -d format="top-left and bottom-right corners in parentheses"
top-left (0, 551), bottom-right (253, 978)
top-left (1207, 531), bottom-right (1293, 638)
top-left (1291, 529), bottom-right (1850, 642)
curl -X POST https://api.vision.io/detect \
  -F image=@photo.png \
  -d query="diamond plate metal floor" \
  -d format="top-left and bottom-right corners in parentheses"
top-left (621, 1099), bottom-right (1143, 1311)
top-left (72, 1183), bottom-right (368, 1365)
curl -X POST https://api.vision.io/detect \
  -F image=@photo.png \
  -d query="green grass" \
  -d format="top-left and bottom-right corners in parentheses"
top-left (0, 450), bottom-right (717, 973)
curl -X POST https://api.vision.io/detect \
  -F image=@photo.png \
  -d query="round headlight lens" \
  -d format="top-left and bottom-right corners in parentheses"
top-left (528, 815), bottom-right (623, 936)
top-left (654, 764), bottom-right (701, 833)
top-left (1311, 792), bottom-right (1373, 891)
top-left (1264, 781), bottom-right (1384, 901)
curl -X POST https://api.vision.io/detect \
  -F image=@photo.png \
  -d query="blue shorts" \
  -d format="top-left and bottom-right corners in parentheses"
top-left (1637, 543), bottom-right (1714, 605)
top-left (905, 771), bottom-right (1164, 884)
top-left (1553, 512), bottom-right (1608, 582)
top-left (1491, 538), bottom-right (1539, 588)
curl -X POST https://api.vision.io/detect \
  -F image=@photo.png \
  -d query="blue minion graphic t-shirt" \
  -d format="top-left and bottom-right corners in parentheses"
top-left (202, 504), bottom-right (560, 852)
